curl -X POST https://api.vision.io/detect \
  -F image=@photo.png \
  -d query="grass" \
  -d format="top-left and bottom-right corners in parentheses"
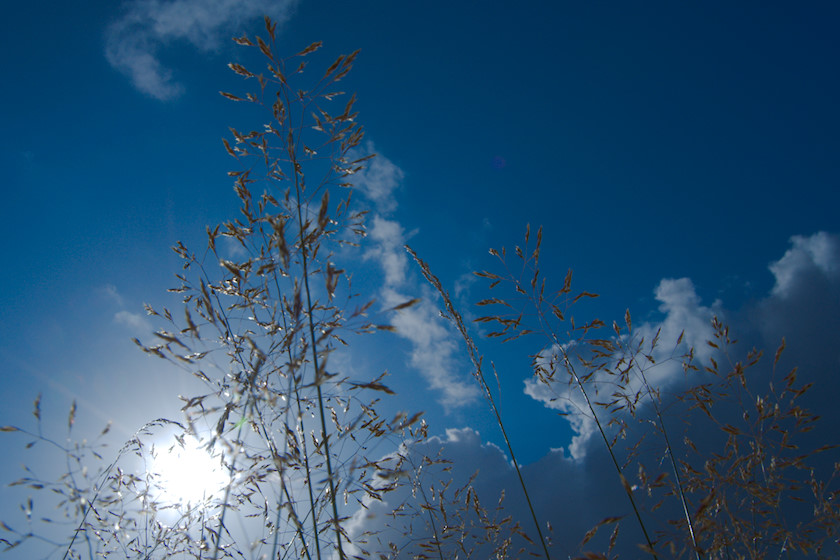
top-left (2, 16), bottom-right (839, 560)
top-left (415, 228), bottom-right (840, 558)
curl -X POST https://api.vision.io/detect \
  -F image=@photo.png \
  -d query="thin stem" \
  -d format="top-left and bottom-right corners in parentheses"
top-left (559, 348), bottom-right (658, 558)
top-left (534, 302), bottom-right (660, 558)
top-left (264, 234), bottom-right (318, 560)
top-left (406, 246), bottom-right (552, 560)
top-left (60, 420), bottom-right (183, 560)
top-left (407, 452), bottom-right (445, 560)
top-left (289, 124), bottom-right (345, 559)
top-left (636, 364), bottom-right (701, 559)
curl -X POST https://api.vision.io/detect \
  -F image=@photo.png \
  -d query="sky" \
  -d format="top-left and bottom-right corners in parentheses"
top-left (2, 1), bottom-right (840, 558)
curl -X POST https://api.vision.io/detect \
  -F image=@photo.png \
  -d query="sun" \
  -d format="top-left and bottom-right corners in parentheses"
top-left (150, 434), bottom-right (229, 507)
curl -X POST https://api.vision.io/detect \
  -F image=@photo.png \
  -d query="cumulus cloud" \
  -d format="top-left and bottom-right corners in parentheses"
top-left (345, 426), bottom-right (644, 558)
top-left (747, 232), bottom-right (840, 424)
top-left (769, 232), bottom-right (840, 298)
top-left (345, 427), bottom-right (561, 557)
top-left (524, 277), bottom-right (718, 459)
top-left (756, 233), bottom-right (840, 357)
top-left (105, 0), bottom-right (296, 100)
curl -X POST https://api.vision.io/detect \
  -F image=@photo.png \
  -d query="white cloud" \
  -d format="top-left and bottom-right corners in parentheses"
top-left (344, 426), bottom-right (618, 558)
top-left (751, 231), bottom-right (840, 382)
top-left (105, 0), bottom-right (297, 100)
top-left (365, 216), bottom-right (408, 287)
top-left (347, 232), bottom-right (840, 557)
top-left (103, 284), bottom-right (153, 332)
top-left (115, 310), bottom-right (153, 332)
top-left (652, 277), bottom-right (719, 357)
top-left (525, 277), bottom-right (718, 460)
top-left (769, 231), bottom-right (840, 298)
top-left (355, 150), bottom-right (478, 407)
top-left (349, 141), bottom-right (403, 214)
top-left (382, 286), bottom-right (479, 407)
top-left (524, 231), bottom-right (840, 461)
top-left (345, 427), bottom-right (525, 557)
top-left (101, 283), bottom-right (125, 306)
top-left (453, 270), bottom-right (477, 299)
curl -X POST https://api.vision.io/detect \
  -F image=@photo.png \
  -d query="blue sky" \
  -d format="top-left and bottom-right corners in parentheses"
top-left (2, 1), bottom-right (840, 558)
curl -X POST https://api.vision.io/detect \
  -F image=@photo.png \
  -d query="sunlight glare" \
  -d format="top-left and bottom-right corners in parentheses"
top-left (151, 435), bottom-right (228, 507)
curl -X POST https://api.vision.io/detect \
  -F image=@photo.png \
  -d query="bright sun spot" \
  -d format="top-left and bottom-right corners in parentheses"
top-left (151, 435), bottom-right (228, 507)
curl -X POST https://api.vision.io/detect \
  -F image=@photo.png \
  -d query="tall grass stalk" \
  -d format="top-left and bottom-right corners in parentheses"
top-left (0, 18), bottom-right (425, 559)
top-left (412, 224), bottom-right (839, 558)
top-left (406, 246), bottom-right (554, 560)
top-left (407, 228), bottom-right (668, 558)
top-left (630, 336), bottom-right (701, 559)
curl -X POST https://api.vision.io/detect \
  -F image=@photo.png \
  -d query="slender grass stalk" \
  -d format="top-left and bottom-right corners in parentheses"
top-left (57, 419), bottom-right (185, 560)
top-left (189, 259), bottom-right (265, 560)
top-left (261, 195), bottom-right (318, 560)
top-left (634, 360), bottom-right (701, 559)
top-left (293, 171), bottom-right (345, 559)
top-left (525, 271), bottom-right (661, 558)
top-left (417, 471), bottom-right (446, 560)
top-left (410, 225), bottom-right (664, 558)
top-left (406, 246), bottom-right (553, 560)
top-left (277, 65), bottom-right (345, 554)
top-left (555, 344), bottom-right (659, 558)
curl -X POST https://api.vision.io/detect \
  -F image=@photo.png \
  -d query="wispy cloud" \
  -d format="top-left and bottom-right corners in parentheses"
top-left (105, 0), bottom-right (297, 100)
top-left (354, 148), bottom-right (479, 407)
top-left (383, 285), bottom-right (480, 406)
top-left (114, 310), bottom-right (153, 332)
top-left (350, 141), bottom-right (403, 214)
top-left (104, 284), bottom-right (154, 333)
top-left (366, 216), bottom-right (409, 286)
top-left (100, 283), bottom-right (125, 307)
